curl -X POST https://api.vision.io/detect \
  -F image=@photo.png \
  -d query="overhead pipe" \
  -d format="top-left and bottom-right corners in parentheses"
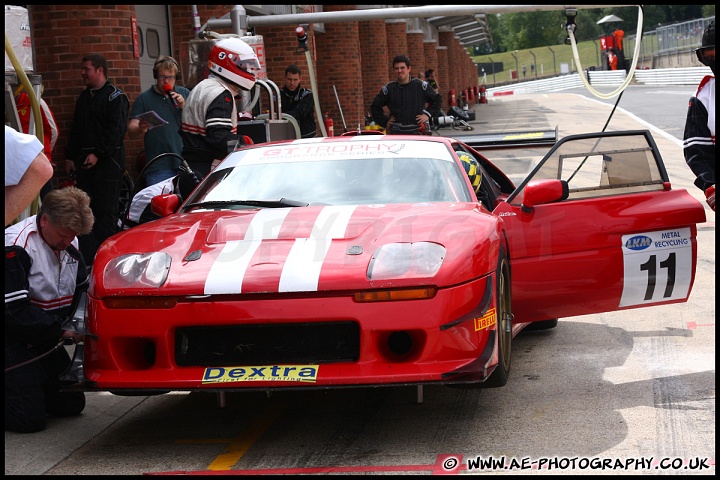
top-left (195, 5), bottom-right (634, 31)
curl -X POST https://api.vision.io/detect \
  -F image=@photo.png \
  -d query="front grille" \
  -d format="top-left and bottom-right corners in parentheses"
top-left (175, 321), bottom-right (360, 367)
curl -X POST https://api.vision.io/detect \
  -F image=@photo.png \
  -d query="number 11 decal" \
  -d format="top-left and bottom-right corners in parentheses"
top-left (640, 253), bottom-right (676, 301)
top-left (620, 229), bottom-right (692, 307)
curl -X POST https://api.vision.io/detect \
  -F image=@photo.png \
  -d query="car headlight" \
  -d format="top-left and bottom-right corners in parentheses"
top-left (103, 252), bottom-right (172, 289)
top-left (367, 242), bottom-right (446, 280)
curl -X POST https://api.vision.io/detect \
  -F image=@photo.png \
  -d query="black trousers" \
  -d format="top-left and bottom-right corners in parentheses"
top-left (5, 338), bottom-right (85, 433)
top-left (75, 158), bottom-right (124, 264)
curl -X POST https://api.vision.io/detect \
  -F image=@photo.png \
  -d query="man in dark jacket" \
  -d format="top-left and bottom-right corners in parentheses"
top-left (280, 64), bottom-right (317, 138)
top-left (64, 53), bottom-right (129, 264)
top-left (371, 55), bottom-right (441, 135)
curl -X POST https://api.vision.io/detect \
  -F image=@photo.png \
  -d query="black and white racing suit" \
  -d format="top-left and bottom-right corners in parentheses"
top-left (181, 75), bottom-right (243, 178)
top-left (683, 75), bottom-right (715, 192)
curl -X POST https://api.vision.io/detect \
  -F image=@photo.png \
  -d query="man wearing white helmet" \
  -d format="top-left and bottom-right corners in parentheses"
top-left (181, 37), bottom-right (260, 178)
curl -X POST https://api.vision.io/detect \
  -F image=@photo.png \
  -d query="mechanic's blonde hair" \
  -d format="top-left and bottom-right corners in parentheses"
top-left (39, 186), bottom-right (94, 235)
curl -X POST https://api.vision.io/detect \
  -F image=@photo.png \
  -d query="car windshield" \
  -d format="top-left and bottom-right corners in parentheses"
top-left (183, 139), bottom-right (474, 208)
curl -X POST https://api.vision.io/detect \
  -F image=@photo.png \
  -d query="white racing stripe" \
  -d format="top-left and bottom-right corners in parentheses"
top-left (204, 208), bottom-right (292, 294)
top-left (279, 205), bottom-right (357, 292)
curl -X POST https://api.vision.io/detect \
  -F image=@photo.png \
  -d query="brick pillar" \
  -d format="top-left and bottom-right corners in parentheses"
top-left (385, 20), bottom-right (408, 79)
top-left (407, 31), bottom-right (425, 78)
top-left (359, 19), bottom-right (389, 121)
top-left (453, 37), bottom-right (466, 103)
top-left (439, 30), bottom-right (457, 108)
top-left (314, 5), bottom-right (363, 134)
top-left (436, 47), bottom-right (449, 111)
top-left (423, 40), bottom-right (438, 77)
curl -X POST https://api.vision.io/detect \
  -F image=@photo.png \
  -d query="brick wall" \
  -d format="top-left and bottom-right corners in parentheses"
top-left (359, 19), bottom-right (389, 117)
top-left (27, 5), bottom-right (143, 177)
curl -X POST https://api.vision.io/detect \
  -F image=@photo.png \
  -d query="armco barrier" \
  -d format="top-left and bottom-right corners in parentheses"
top-left (486, 67), bottom-right (712, 97)
top-left (634, 66), bottom-right (712, 85)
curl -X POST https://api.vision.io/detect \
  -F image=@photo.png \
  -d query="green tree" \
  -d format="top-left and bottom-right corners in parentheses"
top-left (486, 5), bottom-right (711, 52)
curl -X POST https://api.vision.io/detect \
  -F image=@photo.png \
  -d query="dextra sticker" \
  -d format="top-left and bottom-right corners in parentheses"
top-left (202, 365), bottom-right (319, 384)
top-left (619, 228), bottom-right (693, 307)
top-left (474, 308), bottom-right (497, 331)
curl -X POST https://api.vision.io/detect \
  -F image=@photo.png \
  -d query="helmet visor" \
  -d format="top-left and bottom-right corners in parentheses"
top-left (231, 55), bottom-right (261, 75)
top-left (695, 46), bottom-right (715, 65)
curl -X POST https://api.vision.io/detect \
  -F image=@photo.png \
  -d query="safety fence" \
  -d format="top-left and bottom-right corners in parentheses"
top-left (486, 66), bottom-right (711, 96)
top-left (625, 16), bottom-right (714, 70)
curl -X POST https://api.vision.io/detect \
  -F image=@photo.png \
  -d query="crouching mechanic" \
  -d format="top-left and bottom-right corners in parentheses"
top-left (5, 187), bottom-right (94, 433)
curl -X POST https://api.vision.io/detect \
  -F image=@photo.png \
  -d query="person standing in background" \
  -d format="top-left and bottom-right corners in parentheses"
top-left (607, 50), bottom-right (618, 70)
top-left (64, 53), bottom-right (129, 265)
top-left (425, 69), bottom-right (440, 94)
top-left (181, 38), bottom-right (260, 179)
top-left (279, 64), bottom-right (317, 139)
top-left (683, 20), bottom-right (715, 211)
top-left (127, 56), bottom-right (190, 185)
top-left (371, 55), bottom-right (441, 135)
top-left (14, 85), bottom-right (59, 200)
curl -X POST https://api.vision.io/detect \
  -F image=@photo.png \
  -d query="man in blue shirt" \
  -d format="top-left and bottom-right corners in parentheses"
top-left (128, 56), bottom-right (190, 185)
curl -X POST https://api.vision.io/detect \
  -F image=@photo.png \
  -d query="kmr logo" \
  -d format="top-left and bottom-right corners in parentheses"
top-left (625, 235), bottom-right (652, 250)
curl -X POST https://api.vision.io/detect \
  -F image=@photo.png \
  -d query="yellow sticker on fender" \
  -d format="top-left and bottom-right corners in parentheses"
top-left (474, 308), bottom-right (497, 331)
top-left (202, 365), bottom-right (319, 384)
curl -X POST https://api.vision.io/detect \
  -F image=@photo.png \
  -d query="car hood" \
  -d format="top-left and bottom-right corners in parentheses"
top-left (93, 203), bottom-right (501, 297)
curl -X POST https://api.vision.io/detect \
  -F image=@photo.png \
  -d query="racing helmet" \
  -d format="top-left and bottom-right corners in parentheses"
top-left (695, 20), bottom-right (715, 74)
top-left (208, 37), bottom-right (261, 91)
top-left (458, 152), bottom-right (482, 195)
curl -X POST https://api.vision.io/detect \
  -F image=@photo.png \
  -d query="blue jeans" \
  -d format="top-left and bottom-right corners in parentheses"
top-left (145, 169), bottom-right (177, 186)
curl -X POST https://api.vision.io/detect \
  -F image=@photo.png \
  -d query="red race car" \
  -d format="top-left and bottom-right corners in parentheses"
top-left (72, 131), bottom-right (705, 394)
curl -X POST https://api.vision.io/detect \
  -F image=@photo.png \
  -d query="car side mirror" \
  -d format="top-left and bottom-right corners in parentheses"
top-left (150, 194), bottom-right (181, 217)
top-left (521, 179), bottom-right (569, 214)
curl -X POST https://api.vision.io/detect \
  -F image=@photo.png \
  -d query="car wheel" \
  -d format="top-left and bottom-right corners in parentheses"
top-left (523, 318), bottom-right (559, 331)
top-left (483, 249), bottom-right (512, 388)
top-left (450, 105), bottom-right (471, 122)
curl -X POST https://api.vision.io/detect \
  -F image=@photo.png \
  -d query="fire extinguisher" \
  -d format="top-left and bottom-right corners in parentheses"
top-left (449, 89), bottom-right (456, 107)
top-left (324, 112), bottom-right (334, 137)
top-left (479, 84), bottom-right (487, 104)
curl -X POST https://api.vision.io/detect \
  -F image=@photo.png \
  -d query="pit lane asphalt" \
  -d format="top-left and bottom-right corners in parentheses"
top-left (5, 89), bottom-right (714, 475)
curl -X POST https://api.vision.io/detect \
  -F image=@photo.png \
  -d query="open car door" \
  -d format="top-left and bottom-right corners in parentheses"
top-left (493, 130), bottom-right (707, 324)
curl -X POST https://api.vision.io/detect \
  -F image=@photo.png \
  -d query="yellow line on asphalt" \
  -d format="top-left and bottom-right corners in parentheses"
top-left (174, 402), bottom-right (286, 471)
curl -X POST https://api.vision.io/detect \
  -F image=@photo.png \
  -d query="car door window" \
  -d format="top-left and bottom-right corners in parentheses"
top-left (508, 131), bottom-right (667, 205)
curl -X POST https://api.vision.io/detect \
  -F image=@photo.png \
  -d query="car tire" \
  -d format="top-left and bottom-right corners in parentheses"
top-left (523, 318), bottom-right (559, 331)
top-left (482, 248), bottom-right (513, 388)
